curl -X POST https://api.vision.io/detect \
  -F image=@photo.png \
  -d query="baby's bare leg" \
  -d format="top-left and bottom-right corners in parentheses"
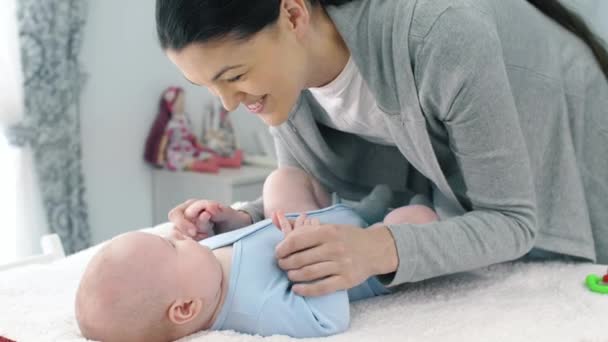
top-left (263, 167), bottom-right (331, 219)
top-left (383, 205), bottom-right (439, 225)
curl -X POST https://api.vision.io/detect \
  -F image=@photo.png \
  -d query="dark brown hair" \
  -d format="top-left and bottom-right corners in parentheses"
top-left (527, 0), bottom-right (607, 79)
top-left (156, 0), bottom-right (608, 79)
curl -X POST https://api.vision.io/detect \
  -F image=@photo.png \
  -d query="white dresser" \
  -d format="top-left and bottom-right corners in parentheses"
top-left (151, 165), bottom-right (274, 224)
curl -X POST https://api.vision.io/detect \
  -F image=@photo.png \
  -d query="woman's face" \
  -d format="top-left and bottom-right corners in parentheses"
top-left (166, 14), bottom-right (310, 127)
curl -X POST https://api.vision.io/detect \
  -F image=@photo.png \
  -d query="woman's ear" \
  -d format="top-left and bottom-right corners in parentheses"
top-left (280, 0), bottom-right (311, 37)
top-left (167, 298), bottom-right (204, 325)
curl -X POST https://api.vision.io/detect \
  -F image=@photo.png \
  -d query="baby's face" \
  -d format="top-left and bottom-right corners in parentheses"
top-left (156, 230), bottom-right (223, 304)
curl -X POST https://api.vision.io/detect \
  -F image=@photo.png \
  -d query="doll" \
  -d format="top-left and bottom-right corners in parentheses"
top-left (145, 87), bottom-right (219, 173)
top-left (201, 98), bottom-right (243, 168)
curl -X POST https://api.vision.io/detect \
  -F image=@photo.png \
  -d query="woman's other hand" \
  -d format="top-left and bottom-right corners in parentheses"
top-left (274, 213), bottom-right (398, 297)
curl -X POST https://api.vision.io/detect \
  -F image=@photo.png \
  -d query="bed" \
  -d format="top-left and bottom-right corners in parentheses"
top-left (1, 222), bottom-right (607, 342)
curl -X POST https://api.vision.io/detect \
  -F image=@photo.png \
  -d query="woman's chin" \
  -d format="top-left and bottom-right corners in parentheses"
top-left (260, 112), bottom-right (288, 127)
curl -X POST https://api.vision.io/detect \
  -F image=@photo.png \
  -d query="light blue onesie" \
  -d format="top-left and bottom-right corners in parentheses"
top-left (201, 204), bottom-right (391, 338)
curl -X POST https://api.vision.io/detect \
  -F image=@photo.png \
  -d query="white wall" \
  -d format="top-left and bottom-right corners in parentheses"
top-left (80, 0), bottom-right (267, 244)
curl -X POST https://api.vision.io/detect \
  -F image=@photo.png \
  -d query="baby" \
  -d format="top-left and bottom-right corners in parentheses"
top-left (75, 167), bottom-right (439, 341)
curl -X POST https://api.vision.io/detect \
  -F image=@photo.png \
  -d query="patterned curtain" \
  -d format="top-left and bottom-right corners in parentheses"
top-left (6, 0), bottom-right (91, 254)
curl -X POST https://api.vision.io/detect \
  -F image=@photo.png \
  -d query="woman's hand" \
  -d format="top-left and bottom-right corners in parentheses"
top-left (274, 212), bottom-right (399, 297)
top-left (168, 199), bottom-right (253, 240)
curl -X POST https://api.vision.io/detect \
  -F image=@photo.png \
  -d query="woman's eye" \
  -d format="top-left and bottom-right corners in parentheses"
top-left (227, 74), bottom-right (244, 83)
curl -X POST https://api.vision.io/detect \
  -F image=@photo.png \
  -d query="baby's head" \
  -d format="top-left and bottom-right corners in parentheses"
top-left (75, 231), bottom-right (223, 342)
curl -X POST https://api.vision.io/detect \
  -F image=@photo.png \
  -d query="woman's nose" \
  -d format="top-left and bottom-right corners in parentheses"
top-left (214, 88), bottom-right (241, 112)
top-left (218, 95), bottom-right (239, 112)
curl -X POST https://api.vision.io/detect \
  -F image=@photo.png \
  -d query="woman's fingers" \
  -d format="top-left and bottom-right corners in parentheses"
top-left (276, 235), bottom-right (334, 269)
top-left (168, 199), bottom-right (196, 222)
top-left (275, 223), bottom-right (381, 297)
top-left (292, 275), bottom-right (345, 297)
top-left (168, 199), bottom-right (200, 236)
top-left (169, 199), bottom-right (197, 219)
top-left (275, 225), bottom-right (329, 259)
top-left (183, 200), bottom-right (222, 220)
top-left (184, 200), bottom-right (212, 219)
top-left (287, 261), bottom-right (339, 282)
top-left (168, 200), bottom-right (198, 236)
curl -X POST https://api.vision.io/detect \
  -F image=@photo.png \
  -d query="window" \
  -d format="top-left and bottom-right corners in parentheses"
top-left (0, 134), bottom-right (18, 263)
top-left (0, 0), bottom-right (21, 264)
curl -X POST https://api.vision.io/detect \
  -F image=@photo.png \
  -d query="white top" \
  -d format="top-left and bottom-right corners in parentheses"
top-left (308, 57), bottom-right (394, 146)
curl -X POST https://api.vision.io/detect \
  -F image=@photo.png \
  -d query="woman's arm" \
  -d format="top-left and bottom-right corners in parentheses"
top-left (379, 7), bottom-right (538, 286)
top-left (275, 7), bottom-right (537, 294)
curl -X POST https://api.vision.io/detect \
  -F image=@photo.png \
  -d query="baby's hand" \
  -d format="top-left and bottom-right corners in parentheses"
top-left (168, 199), bottom-right (252, 241)
top-left (272, 211), bottom-right (319, 236)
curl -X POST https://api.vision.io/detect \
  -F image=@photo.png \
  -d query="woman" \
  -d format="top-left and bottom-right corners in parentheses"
top-left (159, 0), bottom-right (608, 297)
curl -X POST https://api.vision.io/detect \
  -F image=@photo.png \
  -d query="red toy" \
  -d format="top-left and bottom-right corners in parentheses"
top-left (144, 87), bottom-right (243, 173)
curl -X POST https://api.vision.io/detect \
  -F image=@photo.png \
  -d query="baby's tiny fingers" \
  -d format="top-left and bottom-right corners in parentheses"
top-left (295, 213), bottom-right (307, 228)
top-left (205, 202), bottom-right (221, 216)
top-left (277, 211), bottom-right (293, 235)
top-left (272, 211), bottom-right (281, 230)
top-left (197, 211), bottom-right (214, 234)
top-left (311, 218), bottom-right (320, 225)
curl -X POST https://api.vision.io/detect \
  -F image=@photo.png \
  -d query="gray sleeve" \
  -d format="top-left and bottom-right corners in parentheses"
top-left (272, 129), bottom-right (303, 168)
top-left (233, 131), bottom-right (303, 223)
top-left (380, 8), bottom-right (537, 286)
top-left (234, 196), bottom-right (265, 223)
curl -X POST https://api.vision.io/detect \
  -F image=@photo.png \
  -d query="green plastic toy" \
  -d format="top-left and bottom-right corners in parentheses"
top-left (585, 274), bottom-right (608, 294)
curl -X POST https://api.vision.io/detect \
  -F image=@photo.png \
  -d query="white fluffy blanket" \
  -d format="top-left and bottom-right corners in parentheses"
top-left (1, 223), bottom-right (607, 342)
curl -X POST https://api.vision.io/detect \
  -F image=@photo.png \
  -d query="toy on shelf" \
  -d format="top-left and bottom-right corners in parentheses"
top-left (144, 87), bottom-right (245, 173)
top-left (201, 98), bottom-right (243, 168)
top-left (144, 86), bottom-right (219, 173)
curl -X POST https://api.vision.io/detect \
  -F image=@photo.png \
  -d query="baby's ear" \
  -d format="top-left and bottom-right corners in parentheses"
top-left (167, 299), bottom-right (203, 325)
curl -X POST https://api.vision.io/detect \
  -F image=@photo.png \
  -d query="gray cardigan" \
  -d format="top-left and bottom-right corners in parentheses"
top-left (239, 0), bottom-right (608, 286)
